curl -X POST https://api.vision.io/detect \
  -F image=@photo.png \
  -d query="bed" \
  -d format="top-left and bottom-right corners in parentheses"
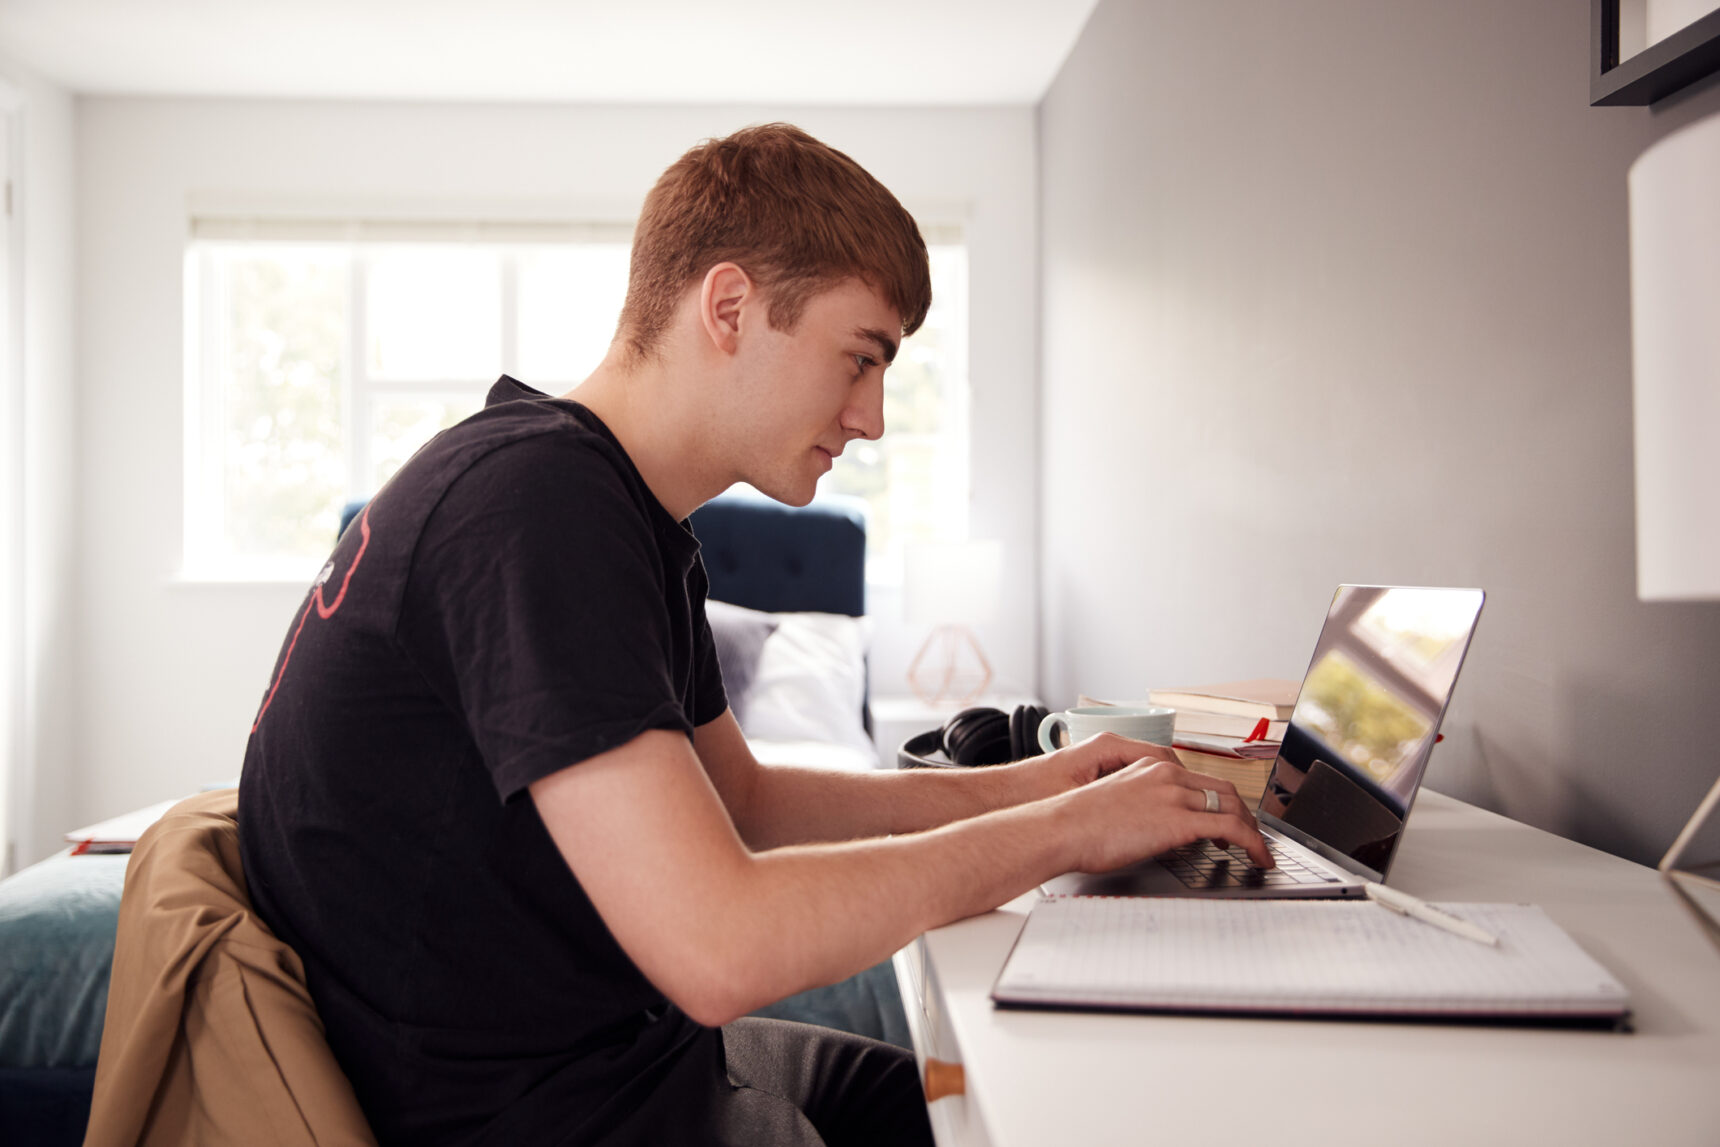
top-left (0, 493), bottom-right (903, 1146)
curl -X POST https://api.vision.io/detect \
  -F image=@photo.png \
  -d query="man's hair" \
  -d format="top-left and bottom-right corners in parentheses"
top-left (618, 123), bottom-right (932, 360)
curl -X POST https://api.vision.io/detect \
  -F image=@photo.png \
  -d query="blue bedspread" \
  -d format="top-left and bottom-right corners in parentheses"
top-left (0, 851), bottom-right (127, 1068)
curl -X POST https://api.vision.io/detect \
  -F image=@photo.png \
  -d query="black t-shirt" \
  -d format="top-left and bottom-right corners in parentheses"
top-left (239, 377), bottom-right (731, 1146)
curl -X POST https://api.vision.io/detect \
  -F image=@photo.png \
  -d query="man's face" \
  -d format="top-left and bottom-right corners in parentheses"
top-left (728, 279), bottom-right (900, 507)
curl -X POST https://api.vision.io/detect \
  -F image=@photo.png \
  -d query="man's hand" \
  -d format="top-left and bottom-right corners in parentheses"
top-left (1004, 733), bottom-right (1271, 872)
top-left (1025, 730), bottom-right (1182, 792)
top-left (953, 733), bottom-right (1270, 870)
top-left (1042, 746), bottom-right (1272, 874)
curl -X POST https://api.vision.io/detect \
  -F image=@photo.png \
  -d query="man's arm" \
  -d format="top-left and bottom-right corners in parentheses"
top-left (692, 708), bottom-right (1178, 849)
top-left (530, 726), bottom-right (1266, 1028)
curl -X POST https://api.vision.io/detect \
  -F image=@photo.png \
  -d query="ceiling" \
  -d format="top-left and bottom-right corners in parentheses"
top-left (0, 0), bottom-right (1100, 105)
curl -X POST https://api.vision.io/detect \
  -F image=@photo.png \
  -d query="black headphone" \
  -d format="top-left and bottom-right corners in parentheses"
top-left (897, 703), bottom-right (1051, 769)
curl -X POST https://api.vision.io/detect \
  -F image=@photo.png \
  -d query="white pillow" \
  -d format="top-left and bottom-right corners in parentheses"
top-left (704, 599), bottom-right (780, 725)
top-left (740, 611), bottom-right (876, 763)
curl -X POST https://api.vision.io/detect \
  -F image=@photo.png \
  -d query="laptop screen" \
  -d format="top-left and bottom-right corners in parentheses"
top-left (1257, 585), bottom-right (1485, 880)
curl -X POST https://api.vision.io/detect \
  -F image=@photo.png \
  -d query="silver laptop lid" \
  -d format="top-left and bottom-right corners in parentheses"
top-left (1257, 585), bottom-right (1485, 883)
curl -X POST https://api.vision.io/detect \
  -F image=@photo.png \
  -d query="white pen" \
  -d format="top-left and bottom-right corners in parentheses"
top-left (1364, 881), bottom-right (1499, 947)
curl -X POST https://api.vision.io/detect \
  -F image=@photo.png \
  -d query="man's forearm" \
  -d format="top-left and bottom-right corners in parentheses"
top-left (734, 758), bottom-right (1065, 849)
top-left (720, 795), bottom-right (1077, 1013)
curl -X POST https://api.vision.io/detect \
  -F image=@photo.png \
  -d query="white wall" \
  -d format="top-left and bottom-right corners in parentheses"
top-left (69, 99), bottom-right (1037, 838)
top-left (0, 53), bottom-right (77, 871)
top-left (1039, 0), bottom-right (1720, 865)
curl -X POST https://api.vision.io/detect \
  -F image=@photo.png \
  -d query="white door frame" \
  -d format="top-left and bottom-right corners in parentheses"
top-left (0, 77), bottom-right (26, 877)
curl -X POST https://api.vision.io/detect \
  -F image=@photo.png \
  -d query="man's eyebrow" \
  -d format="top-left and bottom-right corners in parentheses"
top-left (855, 327), bottom-right (899, 364)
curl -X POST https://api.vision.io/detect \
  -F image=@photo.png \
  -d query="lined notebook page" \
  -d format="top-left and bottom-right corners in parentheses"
top-left (992, 897), bottom-right (1629, 1019)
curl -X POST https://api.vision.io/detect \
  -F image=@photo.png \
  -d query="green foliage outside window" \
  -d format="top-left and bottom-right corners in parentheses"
top-left (220, 251), bottom-right (347, 559)
top-left (1300, 650), bottom-right (1431, 785)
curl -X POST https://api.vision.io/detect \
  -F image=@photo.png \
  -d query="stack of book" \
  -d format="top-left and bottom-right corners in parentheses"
top-left (1147, 679), bottom-right (1299, 806)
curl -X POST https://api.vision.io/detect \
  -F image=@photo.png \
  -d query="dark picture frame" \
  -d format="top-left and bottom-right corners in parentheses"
top-left (1592, 0), bottom-right (1720, 104)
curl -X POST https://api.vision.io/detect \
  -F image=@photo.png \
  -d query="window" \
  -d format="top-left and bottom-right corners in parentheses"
top-left (823, 242), bottom-right (969, 581)
top-left (184, 221), bottom-right (968, 581)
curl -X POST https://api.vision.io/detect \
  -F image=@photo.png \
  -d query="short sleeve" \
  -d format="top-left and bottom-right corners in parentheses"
top-left (688, 565), bottom-right (730, 729)
top-left (398, 437), bottom-right (698, 801)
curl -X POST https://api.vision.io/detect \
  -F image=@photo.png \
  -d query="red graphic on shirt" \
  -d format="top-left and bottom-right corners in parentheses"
top-left (251, 506), bottom-right (373, 733)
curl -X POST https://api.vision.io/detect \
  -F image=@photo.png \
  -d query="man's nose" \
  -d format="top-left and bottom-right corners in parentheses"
top-left (846, 372), bottom-right (885, 441)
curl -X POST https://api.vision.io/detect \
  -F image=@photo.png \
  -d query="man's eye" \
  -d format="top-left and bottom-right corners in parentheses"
top-left (852, 353), bottom-right (875, 373)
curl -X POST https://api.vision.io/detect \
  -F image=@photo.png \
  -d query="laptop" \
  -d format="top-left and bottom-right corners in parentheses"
top-left (1043, 585), bottom-right (1485, 899)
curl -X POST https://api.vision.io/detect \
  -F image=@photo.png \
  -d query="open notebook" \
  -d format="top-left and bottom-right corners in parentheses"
top-left (992, 897), bottom-right (1630, 1026)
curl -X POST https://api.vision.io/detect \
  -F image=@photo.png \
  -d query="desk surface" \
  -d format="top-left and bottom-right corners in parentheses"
top-left (895, 790), bottom-right (1720, 1147)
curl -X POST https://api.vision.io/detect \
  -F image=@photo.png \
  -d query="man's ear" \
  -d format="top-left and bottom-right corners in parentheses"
top-left (699, 263), bottom-right (753, 355)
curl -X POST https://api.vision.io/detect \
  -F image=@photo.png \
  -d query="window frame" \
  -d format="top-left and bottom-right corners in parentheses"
top-left (181, 217), bottom-right (970, 585)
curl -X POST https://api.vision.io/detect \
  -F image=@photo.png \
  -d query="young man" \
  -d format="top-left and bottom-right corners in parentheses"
top-left (238, 124), bottom-right (1269, 1147)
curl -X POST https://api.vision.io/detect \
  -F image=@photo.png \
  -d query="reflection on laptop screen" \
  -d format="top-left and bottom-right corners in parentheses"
top-left (1258, 586), bottom-right (1485, 879)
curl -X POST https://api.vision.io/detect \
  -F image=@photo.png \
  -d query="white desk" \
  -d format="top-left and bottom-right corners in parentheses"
top-left (893, 791), bottom-right (1720, 1146)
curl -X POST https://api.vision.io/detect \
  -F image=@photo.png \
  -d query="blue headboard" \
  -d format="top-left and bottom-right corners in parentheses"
top-left (689, 495), bottom-right (867, 618)
top-left (338, 499), bottom-right (368, 539)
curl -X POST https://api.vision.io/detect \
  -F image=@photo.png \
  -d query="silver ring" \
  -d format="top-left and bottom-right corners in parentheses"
top-left (1203, 788), bottom-right (1220, 813)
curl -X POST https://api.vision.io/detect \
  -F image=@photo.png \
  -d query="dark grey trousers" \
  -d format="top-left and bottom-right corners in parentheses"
top-left (719, 1018), bottom-right (935, 1147)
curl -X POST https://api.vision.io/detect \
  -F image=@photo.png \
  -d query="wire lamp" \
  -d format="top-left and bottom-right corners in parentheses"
top-left (904, 540), bottom-right (1003, 706)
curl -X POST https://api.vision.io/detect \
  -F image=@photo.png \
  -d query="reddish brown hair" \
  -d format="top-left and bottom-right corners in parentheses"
top-left (619, 123), bottom-right (931, 360)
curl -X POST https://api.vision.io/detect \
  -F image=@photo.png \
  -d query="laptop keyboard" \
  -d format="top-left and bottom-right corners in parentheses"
top-left (1160, 834), bottom-right (1345, 889)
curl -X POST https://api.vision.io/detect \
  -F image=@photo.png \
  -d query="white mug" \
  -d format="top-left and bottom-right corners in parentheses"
top-left (1037, 705), bottom-right (1176, 753)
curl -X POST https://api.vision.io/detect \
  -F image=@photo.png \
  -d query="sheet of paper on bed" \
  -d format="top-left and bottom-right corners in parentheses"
top-left (63, 799), bottom-right (185, 852)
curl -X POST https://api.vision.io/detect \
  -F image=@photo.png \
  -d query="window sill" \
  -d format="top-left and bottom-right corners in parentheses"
top-left (170, 563), bottom-right (320, 589)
